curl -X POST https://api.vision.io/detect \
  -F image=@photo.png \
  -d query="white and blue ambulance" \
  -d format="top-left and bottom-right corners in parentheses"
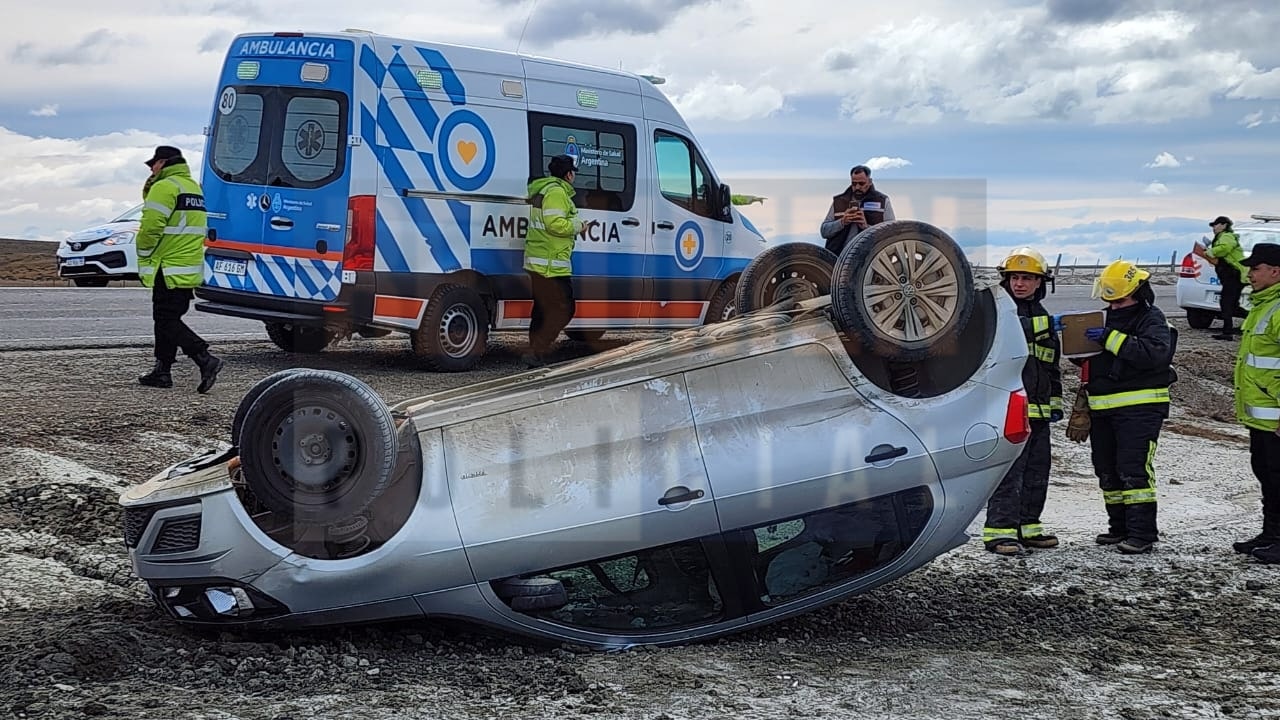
top-left (194, 30), bottom-right (770, 370)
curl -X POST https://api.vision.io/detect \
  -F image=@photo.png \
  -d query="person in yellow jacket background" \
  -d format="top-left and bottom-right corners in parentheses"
top-left (136, 145), bottom-right (222, 393)
top-left (1194, 215), bottom-right (1248, 339)
top-left (1233, 243), bottom-right (1280, 563)
top-left (1081, 260), bottom-right (1176, 554)
top-left (522, 154), bottom-right (584, 368)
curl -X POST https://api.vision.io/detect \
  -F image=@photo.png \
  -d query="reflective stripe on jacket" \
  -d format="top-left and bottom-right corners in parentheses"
top-left (1013, 297), bottom-right (1062, 420)
top-left (524, 176), bottom-right (582, 278)
top-left (138, 162), bottom-right (207, 289)
top-left (1235, 283), bottom-right (1280, 431)
top-left (1084, 302), bottom-right (1173, 414)
top-left (1206, 230), bottom-right (1247, 283)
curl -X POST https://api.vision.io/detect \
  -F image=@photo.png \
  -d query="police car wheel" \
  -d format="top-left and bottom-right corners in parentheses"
top-left (1185, 308), bottom-right (1214, 330)
top-left (72, 277), bottom-right (110, 288)
top-left (264, 322), bottom-right (336, 354)
top-left (735, 243), bottom-right (838, 315)
top-left (231, 368), bottom-right (309, 448)
top-left (411, 284), bottom-right (489, 372)
top-left (831, 220), bottom-right (974, 362)
top-left (239, 370), bottom-right (398, 527)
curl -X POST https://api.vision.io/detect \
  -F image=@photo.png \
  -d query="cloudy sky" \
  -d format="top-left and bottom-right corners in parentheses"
top-left (2, 0), bottom-right (1278, 263)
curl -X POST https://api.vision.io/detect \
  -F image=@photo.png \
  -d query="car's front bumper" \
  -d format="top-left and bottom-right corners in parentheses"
top-left (56, 250), bottom-right (135, 278)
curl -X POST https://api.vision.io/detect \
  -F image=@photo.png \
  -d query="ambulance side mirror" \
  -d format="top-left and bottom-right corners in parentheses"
top-left (718, 183), bottom-right (732, 221)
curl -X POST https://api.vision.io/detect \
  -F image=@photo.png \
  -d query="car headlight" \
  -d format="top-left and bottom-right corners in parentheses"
top-left (104, 231), bottom-right (136, 246)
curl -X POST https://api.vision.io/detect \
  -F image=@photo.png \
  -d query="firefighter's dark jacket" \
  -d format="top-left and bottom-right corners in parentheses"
top-left (1012, 293), bottom-right (1062, 420)
top-left (1084, 301), bottom-right (1175, 415)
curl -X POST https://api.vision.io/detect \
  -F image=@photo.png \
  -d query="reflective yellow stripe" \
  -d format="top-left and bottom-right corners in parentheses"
top-left (1123, 488), bottom-right (1157, 504)
top-left (1028, 404), bottom-right (1052, 419)
top-left (523, 256), bottom-right (571, 269)
top-left (982, 527), bottom-right (1019, 541)
top-left (161, 264), bottom-right (204, 277)
top-left (1102, 490), bottom-right (1125, 506)
top-left (1087, 388), bottom-right (1170, 410)
top-left (163, 226), bottom-right (207, 235)
top-left (144, 201), bottom-right (171, 215)
top-left (1050, 396), bottom-right (1063, 410)
top-left (1032, 316), bottom-right (1049, 334)
top-left (1030, 344), bottom-right (1057, 363)
top-left (541, 209), bottom-right (568, 218)
top-left (1020, 523), bottom-right (1044, 538)
top-left (1105, 331), bottom-right (1126, 354)
top-left (1247, 354), bottom-right (1280, 370)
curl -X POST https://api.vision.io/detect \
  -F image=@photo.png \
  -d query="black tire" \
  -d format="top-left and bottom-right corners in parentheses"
top-left (495, 577), bottom-right (568, 611)
top-left (704, 278), bottom-right (738, 324)
top-left (735, 243), bottom-right (837, 315)
top-left (411, 284), bottom-right (489, 372)
top-left (265, 322), bottom-right (336, 354)
top-left (1185, 308), bottom-right (1215, 329)
top-left (831, 220), bottom-right (975, 363)
top-left (239, 370), bottom-right (398, 526)
top-left (73, 277), bottom-right (109, 288)
top-left (566, 330), bottom-right (606, 343)
top-left (231, 368), bottom-right (309, 448)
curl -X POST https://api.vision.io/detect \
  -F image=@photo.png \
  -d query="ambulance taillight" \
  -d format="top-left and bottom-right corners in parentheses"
top-left (344, 196), bottom-right (376, 272)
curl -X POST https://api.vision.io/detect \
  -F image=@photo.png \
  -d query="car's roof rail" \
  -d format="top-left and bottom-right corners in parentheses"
top-left (1250, 214), bottom-right (1280, 223)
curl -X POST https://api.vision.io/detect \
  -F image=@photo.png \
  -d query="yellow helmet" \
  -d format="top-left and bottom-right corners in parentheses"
top-left (1092, 260), bottom-right (1150, 301)
top-left (997, 247), bottom-right (1049, 277)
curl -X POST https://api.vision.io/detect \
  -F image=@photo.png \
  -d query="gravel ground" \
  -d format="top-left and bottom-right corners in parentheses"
top-left (2, 320), bottom-right (1277, 720)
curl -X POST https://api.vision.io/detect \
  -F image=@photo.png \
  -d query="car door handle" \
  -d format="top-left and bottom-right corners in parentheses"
top-left (621, 217), bottom-right (640, 227)
top-left (865, 445), bottom-right (909, 464)
top-left (269, 216), bottom-right (294, 230)
top-left (655, 220), bottom-right (675, 231)
top-left (657, 488), bottom-right (705, 506)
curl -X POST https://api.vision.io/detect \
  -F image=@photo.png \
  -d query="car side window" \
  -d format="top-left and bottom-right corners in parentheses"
top-left (497, 537), bottom-right (724, 632)
top-left (747, 487), bottom-right (933, 606)
top-left (655, 131), bottom-right (718, 220)
top-left (528, 112), bottom-right (636, 212)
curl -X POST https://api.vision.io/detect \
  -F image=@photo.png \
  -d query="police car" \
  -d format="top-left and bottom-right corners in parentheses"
top-left (120, 220), bottom-right (1030, 650)
top-left (1176, 214), bottom-right (1280, 328)
top-left (55, 205), bottom-right (143, 287)
top-left (193, 31), bottom-right (774, 370)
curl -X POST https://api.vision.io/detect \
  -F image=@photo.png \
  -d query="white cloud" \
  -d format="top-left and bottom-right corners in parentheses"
top-left (1215, 185), bottom-right (1253, 195)
top-left (29, 105), bottom-right (58, 117)
top-left (1145, 151), bottom-right (1181, 169)
top-left (668, 76), bottom-right (785, 121)
top-left (1143, 182), bottom-right (1170, 195)
top-left (1240, 110), bottom-right (1280, 128)
top-left (1229, 68), bottom-right (1280, 100)
top-left (864, 156), bottom-right (912, 171)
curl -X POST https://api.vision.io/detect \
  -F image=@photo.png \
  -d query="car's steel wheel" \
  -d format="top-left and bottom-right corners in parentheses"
top-left (438, 303), bottom-right (479, 359)
top-left (861, 239), bottom-right (960, 344)
top-left (271, 403), bottom-right (360, 494)
top-left (769, 265), bottom-right (826, 303)
top-left (735, 243), bottom-right (838, 316)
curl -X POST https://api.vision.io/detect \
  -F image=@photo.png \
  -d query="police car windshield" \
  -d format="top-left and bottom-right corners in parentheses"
top-left (1240, 228), bottom-right (1280, 254)
top-left (111, 205), bottom-right (143, 223)
top-left (209, 86), bottom-right (348, 189)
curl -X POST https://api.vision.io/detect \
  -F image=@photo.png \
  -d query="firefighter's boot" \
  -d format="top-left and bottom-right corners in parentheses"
top-left (138, 360), bottom-right (173, 389)
top-left (1233, 512), bottom-right (1280, 555)
top-left (1096, 503), bottom-right (1127, 545)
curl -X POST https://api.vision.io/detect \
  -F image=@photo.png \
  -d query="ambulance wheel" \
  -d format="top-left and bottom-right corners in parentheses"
top-left (831, 220), bottom-right (974, 363)
top-left (566, 330), bottom-right (606, 343)
top-left (735, 243), bottom-right (837, 315)
top-left (238, 370), bottom-right (398, 526)
top-left (411, 284), bottom-right (489, 372)
top-left (704, 278), bottom-right (738, 323)
top-left (1185, 308), bottom-right (1214, 330)
top-left (73, 277), bottom-right (110, 288)
top-left (231, 368), bottom-right (309, 448)
top-left (264, 322), bottom-right (336, 354)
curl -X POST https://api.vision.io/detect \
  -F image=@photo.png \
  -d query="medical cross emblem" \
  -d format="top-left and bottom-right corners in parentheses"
top-left (682, 233), bottom-right (698, 258)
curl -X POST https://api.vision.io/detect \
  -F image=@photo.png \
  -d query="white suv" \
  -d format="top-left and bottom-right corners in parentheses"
top-left (1176, 214), bottom-right (1280, 329)
top-left (55, 205), bottom-right (142, 287)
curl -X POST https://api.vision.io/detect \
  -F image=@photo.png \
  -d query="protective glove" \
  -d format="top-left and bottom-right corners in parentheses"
top-left (1049, 409), bottom-right (1064, 423)
top-left (1085, 327), bottom-right (1109, 343)
top-left (1065, 390), bottom-right (1091, 442)
top-left (1050, 315), bottom-right (1064, 334)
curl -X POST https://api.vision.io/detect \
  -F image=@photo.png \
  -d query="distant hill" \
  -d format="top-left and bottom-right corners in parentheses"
top-left (0, 238), bottom-right (63, 285)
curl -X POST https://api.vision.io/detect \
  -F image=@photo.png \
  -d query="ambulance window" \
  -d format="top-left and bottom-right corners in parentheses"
top-left (211, 89), bottom-right (265, 180)
top-left (528, 113), bottom-right (635, 212)
top-left (281, 95), bottom-right (344, 184)
top-left (655, 131), bottom-right (718, 220)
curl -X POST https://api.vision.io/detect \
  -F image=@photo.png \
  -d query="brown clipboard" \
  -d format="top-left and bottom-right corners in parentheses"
top-left (1059, 311), bottom-right (1107, 358)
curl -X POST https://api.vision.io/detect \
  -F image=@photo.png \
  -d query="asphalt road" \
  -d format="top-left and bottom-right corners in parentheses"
top-left (0, 284), bottom-right (1180, 350)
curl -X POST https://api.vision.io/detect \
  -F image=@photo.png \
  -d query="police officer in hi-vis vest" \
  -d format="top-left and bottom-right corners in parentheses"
top-left (136, 145), bottom-right (223, 393)
top-left (522, 154), bottom-right (584, 368)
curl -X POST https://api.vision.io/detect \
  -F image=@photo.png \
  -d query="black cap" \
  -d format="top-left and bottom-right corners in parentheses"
top-left (1243, 243), bottom-right (1280, 267)
top-left (144, 145), bottom-right (183, 167)
top-left (547, 154), bottom-right (577, 179)
top-left (1210, 215), bottom-right (1232, 227)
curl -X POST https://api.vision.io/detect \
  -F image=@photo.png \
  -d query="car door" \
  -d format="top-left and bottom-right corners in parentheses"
top-left (441, 373), bottom-right (720, 585)
top-left (646, 126), bottom-right (727, 326)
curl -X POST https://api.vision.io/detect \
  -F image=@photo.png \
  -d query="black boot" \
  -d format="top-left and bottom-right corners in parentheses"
top-left (193, 351), bottom-right (223, 394)
top-left (1123, 496), bottom-right (1159, 549)
top-left (138, 360), bottom-right (173, 388)
top-left (1251, 543), bottom-right (1280, 564)
top-left (1096, 503), bottom-right (1127, 545)
top-left (1234, 512), bottom-right (1280, 554)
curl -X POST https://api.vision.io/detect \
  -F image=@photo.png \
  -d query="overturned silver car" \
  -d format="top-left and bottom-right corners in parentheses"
top-left (120, 221), bottom-right (1031, 649)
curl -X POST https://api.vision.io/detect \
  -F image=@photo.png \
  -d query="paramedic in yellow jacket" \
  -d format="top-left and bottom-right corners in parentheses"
top-left (136, 145), bottom-right (223, 393)
top-left (522, 154), bottom-right (583, 368)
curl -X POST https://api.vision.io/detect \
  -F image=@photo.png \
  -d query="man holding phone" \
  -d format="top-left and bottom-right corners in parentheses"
top-left (820, 164), bottom-right (896, 256)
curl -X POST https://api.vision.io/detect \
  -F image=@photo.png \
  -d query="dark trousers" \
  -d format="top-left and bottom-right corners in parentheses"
top-left (1089, 405), bottom-right (1165, 543)
top-left (152, 268), bottom-right (208, 363)
top-left (1217, 264), bottom-right (1244, 330)
top-left (1248, 428), bottom-right (1280, 519)
top-left (527, 271), bottom-right (575, 357)
top-left (984, 420), bottom-right (1051, 541)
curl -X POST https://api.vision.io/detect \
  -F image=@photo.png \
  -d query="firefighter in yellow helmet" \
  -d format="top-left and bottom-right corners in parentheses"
top-left (1081, 260), bottom-right (1176, 554)
top-left (981, 247), bottom-right (1063, 555)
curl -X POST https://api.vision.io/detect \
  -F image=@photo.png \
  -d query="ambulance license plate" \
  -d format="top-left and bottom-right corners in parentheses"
top-left (213, 258), bottom-right (247, 276)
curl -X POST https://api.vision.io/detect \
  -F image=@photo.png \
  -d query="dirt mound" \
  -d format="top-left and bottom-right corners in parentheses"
top-left (0, 238), bottom-right (59, 284)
